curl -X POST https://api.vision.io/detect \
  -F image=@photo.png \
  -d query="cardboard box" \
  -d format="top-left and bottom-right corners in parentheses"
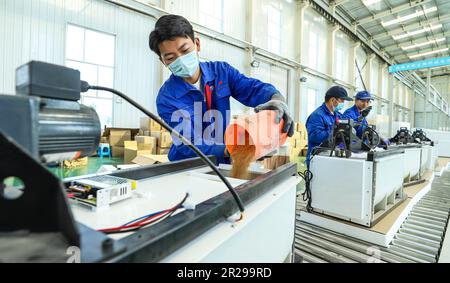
top-left (109, 130), bottom-right (130, 147)
top-left (144, 130), bottom-right (150, 136)
top-left (263, 155), bottom-right (290, 170)
top-left (295, 139), bottom-right (308, 149)
top-left (135, 136), bottom-right (157, 154)
top-left (150, 131), bottom-right (162, 145)
top-left (111, 146), bottom-right (124, 157)
top-left (135, 135), bottom-right (156, 145)
top-left (140, 117), bottom-right (151, 131)
top-left (124, 141), bottom-right (152, 164)
top-left (157, 147), bottom-right (170, 155)
top-left (103, 128), bottom-right (139, 146)
top-left (141, 117), bottom-right (163, 132)
top-left (300, 148), bottom-right (308, 157)
top-left (160, 132), bottom-right (173, 148)
top-left (151, 119), bottom-right (162, 132)
top-left (132, 154), bottom-right (169, 166)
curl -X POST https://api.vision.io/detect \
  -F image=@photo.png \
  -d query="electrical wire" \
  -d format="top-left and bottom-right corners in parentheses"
top-left (99, 193), bottom-right (189, 234)
top-left (298, 169), bottom-right (313, 213)
top-left (80, 82), bottom-right (245, 214)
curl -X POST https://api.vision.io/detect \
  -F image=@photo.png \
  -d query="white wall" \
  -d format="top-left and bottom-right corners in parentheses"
top-left (0, 0), bottom-right (160, 129)
top-left (1, 0), bottom-right (447, 133)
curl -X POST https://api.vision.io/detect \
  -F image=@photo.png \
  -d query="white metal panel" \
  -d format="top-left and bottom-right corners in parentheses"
top-left (162, 176), bottom-right (298, 263)
top-left (373, 154), bottom-right (404, 206)
top-left (403, 148), bottom-right (421, 180)
top-left (310, 156), bottom-right (373, 226)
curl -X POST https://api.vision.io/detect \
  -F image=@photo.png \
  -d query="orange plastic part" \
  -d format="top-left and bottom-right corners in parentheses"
top-left (224, 110), bottom-right (288, 160)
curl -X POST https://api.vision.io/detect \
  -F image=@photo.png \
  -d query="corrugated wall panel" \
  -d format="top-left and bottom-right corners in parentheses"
top-left (0, 0), bottom-right (159, 128)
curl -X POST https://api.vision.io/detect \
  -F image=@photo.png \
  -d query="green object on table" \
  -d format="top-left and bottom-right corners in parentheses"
top-left (48, 157), bottom-right (124, 180)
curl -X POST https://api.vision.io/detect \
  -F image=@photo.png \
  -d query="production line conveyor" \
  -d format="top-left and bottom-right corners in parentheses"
top-left (295, 169), bottom-right (450, 263)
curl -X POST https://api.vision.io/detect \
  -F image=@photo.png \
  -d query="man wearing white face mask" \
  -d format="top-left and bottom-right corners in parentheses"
top-left (305, 86), bottom-right (353, 167)
top-left (149, 15), bottom-right (294, 164)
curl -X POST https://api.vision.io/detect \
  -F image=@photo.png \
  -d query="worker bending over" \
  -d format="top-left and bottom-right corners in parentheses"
top-left (149, 15), bottom-right (294, 164)
top-left (305, 86), bottom-right (353, 167)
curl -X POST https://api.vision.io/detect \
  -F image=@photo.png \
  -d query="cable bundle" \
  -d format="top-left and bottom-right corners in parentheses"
top-left (99, 193), bottom-right (189, 234)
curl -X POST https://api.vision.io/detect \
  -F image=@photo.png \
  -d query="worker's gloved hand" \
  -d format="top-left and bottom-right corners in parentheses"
top-left (357, 106), bottom-right (372, 122)
top-left (361, 106), bottom-right (372, 118)
top-left (381, 137), bottom-right (391, 146)
top-left (254, 95), bottom-right (295, 137)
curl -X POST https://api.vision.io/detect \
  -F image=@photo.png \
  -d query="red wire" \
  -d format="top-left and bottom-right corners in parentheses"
top-left (99, 208), bottom-right (175, 233)
top-left (98, 194), bottom-right (187, 233)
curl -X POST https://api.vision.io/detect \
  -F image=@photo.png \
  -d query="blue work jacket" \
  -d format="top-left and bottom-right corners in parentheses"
top-left (343, 105), bottom-right (368, 138)
top-left (156, 61), bottom-right (278, 164)
top-left (305, 103), bottom-right (342, 167)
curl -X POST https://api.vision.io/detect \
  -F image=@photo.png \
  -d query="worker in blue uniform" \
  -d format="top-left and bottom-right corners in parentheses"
top-left (305, 86), bottom-right (353, 167)
top-left (343, 90), bottom-right (373, 139)
top-left (148, 15), bottom-right (294, 164)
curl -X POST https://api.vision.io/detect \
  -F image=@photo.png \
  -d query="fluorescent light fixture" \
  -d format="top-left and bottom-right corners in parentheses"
top-left (363, 0), bottom-right (382, 6)
top-left (408, 47), bottom-right (449, 59)
top-left (382, 6), bottom-right (437, 27)
top-left (401, 38), bottom-right (446, 51)
top-left (392, 24), bottom-right (442, 40)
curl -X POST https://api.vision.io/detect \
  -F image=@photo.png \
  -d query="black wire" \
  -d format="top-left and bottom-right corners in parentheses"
top-left (83, 83), bottom-right (245, 213)
top-left (298, 169), bottom-right (313, 213)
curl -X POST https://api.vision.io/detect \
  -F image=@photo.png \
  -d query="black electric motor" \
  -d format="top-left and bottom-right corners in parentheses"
top-left (0, 61), bottom-right (100, 163)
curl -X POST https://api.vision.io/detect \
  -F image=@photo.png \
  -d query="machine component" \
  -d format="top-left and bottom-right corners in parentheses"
top-left (67, 175), bottom-right (133, 210)
top-left (0, 132), bottom-right (125, 262)
top-left (390, 127), bottom-right (416, 145)
top-left (361, 125), bottom-right (380, 148)
top-left (0, 61), bottom-right (101, 163)
top-left (321, 119), bottom-right (379, 158)
top-left (309, 149), bottom-right (405, 227)
top-left (296, 171), bottom-right (450, 263)
top-left (412, 129), bottom-right (433, 144)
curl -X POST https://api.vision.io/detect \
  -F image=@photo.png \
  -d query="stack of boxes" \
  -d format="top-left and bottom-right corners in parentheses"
top-left (139, 117), bottom-right (173, 155)
top-left (287, 122), bottom-right (308, 161)
top-left (102, 128), bottom-right (140, 158)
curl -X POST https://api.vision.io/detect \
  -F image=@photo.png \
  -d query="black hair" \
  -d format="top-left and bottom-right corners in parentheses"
top-left (325, 95), bottom-right (335, 102)
top-left (149, 15), bottom-right (195, 57)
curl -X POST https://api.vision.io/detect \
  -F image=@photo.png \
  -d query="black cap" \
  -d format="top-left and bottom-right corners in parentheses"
top-left (325, 86), bottom-right (353, 101)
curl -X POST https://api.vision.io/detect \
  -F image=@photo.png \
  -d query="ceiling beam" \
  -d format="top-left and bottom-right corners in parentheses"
top-left (356, 0), bottom-right (433, 26)
top-left (394, 44), bottom-right (450, 61)
top-left (372, 12), bottom-right (450, 40)
top-left (334, 0), bottom-right (349, 5)
top-left (383, 30), bottom-right (450, 52)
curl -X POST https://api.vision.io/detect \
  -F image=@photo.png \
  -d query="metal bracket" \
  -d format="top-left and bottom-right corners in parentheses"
top-left (0, 131), bottom-right (79, 246)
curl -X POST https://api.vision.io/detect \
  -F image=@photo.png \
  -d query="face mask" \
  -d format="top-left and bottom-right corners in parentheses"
top-left (334, 102), bottom-right (345, 112)
top-left (168, 49), bottom-right (199, 78)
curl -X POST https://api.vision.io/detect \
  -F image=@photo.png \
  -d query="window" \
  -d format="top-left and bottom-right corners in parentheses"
top-left (381, 70), bottom-right (387, 99)
top-left (335, 47), bottom-right (345, 81)
top-left (199, 0), bottom-right (224, 32)
top-left (371, 60), bottom-right (379, 95)
top-left (65, 24), bottom-right (115, 128)
top-left (307, 88), bottom-right (317, 116)
top-left (267, 4), bottom-right (282, 54)
top-left (308, 31), bottom-right (319, 69)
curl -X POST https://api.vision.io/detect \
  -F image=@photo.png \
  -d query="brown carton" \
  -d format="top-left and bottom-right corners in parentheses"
top-left (150, 131), bottom-right (162, 146)
top-left (109, 130), bottom-right (131, 147)
top-left (124, 141), bottom-right (152, 164)
top-left (111, 146), bottom-right (124, 157)
top-left (157, 147), bottom-right (170, 155)
top-left (160, 132), bottom-right (173, 148)
top-left (132, 154), bottom-right (169, 166)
